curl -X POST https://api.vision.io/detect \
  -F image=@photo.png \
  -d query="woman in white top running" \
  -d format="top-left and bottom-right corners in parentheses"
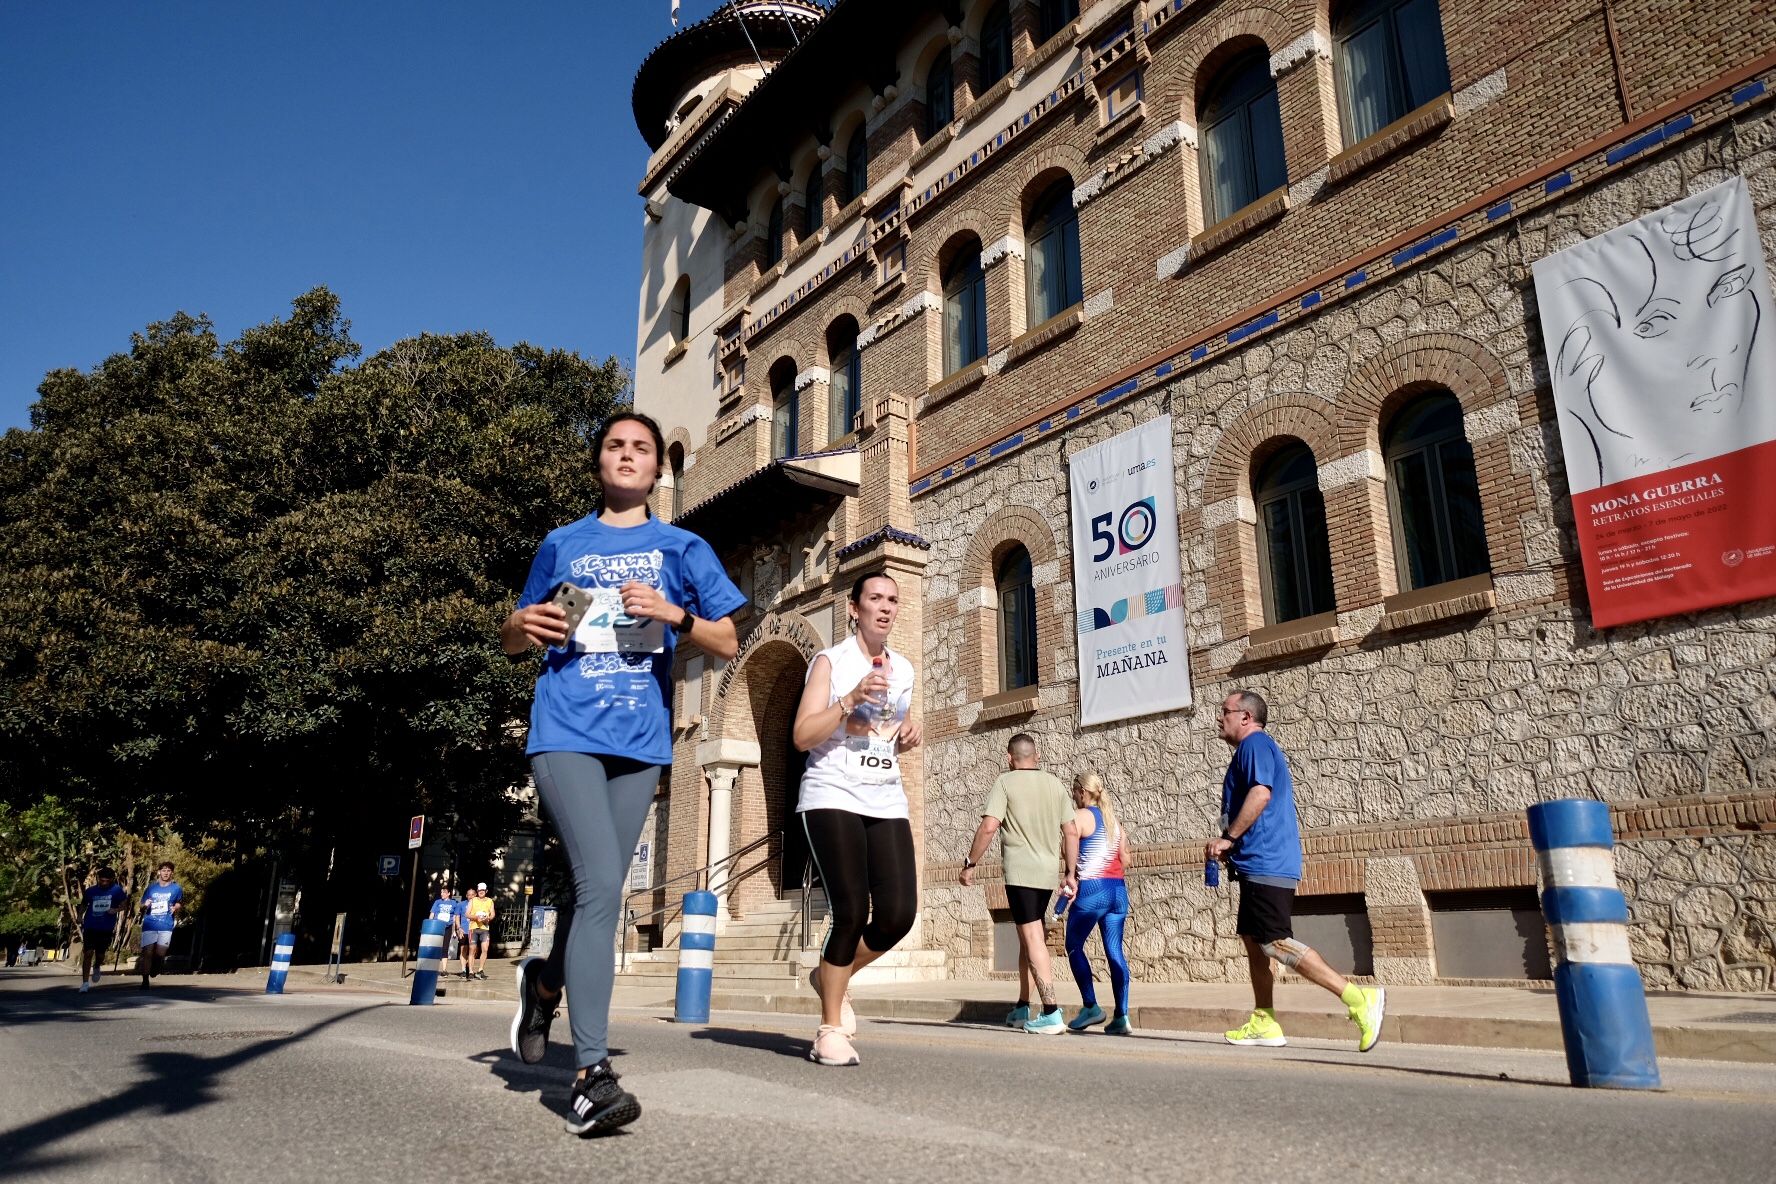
top-left (792, 570), bottom-right (923, 1067)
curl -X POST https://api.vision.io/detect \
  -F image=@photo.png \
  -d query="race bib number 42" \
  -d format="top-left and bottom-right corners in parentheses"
top-left (572, 588), bottom-right (665, 655)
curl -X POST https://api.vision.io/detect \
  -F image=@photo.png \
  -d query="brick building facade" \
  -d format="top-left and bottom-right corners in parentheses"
top-left (629, 0), bottom-right (1776, 990)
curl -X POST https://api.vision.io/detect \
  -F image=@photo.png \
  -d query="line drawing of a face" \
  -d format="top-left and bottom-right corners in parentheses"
top-left (1540, 177), bottom-right (1773, 491)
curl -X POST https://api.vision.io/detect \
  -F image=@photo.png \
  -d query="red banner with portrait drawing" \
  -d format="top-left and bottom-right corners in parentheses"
top-left (1533, 176), bottom-right (1776, 628)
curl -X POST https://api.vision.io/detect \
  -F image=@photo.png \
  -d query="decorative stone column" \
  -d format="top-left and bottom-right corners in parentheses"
top-left (697, 737), bottom-right (761, 922)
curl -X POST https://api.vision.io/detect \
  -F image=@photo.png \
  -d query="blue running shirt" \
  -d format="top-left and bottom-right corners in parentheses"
top-left (517, 513), bottom-right (746, 765)
top-left (141, 882), bottom-right (182, 933)
top-left (81, 884), bottom-right (129, 932)
top-left (1220, 730), bottom-right (1304, 885)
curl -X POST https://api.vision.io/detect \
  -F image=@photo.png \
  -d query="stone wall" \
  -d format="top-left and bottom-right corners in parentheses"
top-left (914, 96), bottom-right (1776, 989)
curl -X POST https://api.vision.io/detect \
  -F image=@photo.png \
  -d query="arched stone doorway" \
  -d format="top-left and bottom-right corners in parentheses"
top-left (705, 611), bottom-right (823, 918)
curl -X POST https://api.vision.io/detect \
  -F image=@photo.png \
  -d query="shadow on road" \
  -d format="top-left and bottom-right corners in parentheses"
top-left (1283, 1056), bottom-right (1570, 1089)
top-left (690, 1026), bottom-right (811, 1059)
top-left (0, 1003), bottom-right (382, 1173)
top-left (0, 973), bottom-right (284, 1028)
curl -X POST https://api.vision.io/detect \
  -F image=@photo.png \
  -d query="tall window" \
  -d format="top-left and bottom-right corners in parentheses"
top-left (1384, 390), bottom-right (1490, 591)
top-left (1334, 0), bottom-right (1452, 144)
top-left (765, 199), bottom-right (785, 267)
top-left (942, 240), bottom-right (987, 375)
top-left (1199, 50), bottom-right (1287, 224)
top-left (996, 545), bottom-right (1038, 691)
top-left (668, 443), bottom-right (685, 519)
top-left (979, 2), bottom-right (1013, 90)
top-left (770, 360), bottom-right (798, 459)
top-left (827, 319), bottom-right (861, 441)
top-left (805, 168), bottom-right (824, 235)
top-left (843, 126), bottom-right (868, 205)
top-left (667, 275), bottom-right (691, 344)
top-left (1024, 180), bottom-right (1082, 324)
top-left (1038, 0), bottom-right (1079, 43)
top-left (924, 52), bottom-right (954, 140)
top-left (1254, 442), bottom-right (1336, 624)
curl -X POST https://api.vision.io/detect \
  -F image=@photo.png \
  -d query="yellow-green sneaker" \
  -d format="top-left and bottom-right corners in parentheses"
top-left (1224, 1008), bottom-right (1287, 1047)
top-left (1350, 986), bottom-right (1386, 1052)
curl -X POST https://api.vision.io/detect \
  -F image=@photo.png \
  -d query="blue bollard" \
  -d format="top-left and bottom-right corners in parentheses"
top-left (409, 918), bottom-right (449, 1005)
top-left (674, 890), bottom-right (717, 1024)
top-left (265, 932), bottom-right (295, 994)
top-left (1527, 799), bottom-right (1661, 1090)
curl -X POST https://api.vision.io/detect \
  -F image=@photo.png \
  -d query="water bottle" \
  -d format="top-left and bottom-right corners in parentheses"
top-left (1053, 888), bottom-right (1072, 917)
top-left (1204, 857), bottom-right (1221, 888)
top-left (853, 654), bottom-right (886, 722)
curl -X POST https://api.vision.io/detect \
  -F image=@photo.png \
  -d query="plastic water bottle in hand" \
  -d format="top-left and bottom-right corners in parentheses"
top-left (854, 655), bottom-right (886, 723)
top-left (1204, 856), bottom-right (1221, 888)
top-left (1054, 887), bottom-right (1073, 916)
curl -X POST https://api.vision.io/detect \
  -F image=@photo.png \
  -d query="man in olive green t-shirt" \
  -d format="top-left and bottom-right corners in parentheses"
top-left (959, 732), bottom-right (1075, 1033)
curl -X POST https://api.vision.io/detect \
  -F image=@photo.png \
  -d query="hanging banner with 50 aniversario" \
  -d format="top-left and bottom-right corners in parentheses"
top-left (1069, 414), bottom-right (1191, 726)
top-left (1532, 175), bottom-right (1776, 628)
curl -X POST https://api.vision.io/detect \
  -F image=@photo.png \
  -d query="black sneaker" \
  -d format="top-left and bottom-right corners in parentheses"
top-left (510, 957), bottom-right (558, 1065)
top-left (564, 1060), bottom-right (639, 1137)
top-left (476, 970), bottom-right (488, 980)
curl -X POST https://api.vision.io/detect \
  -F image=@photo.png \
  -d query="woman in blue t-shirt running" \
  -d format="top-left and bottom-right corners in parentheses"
top-left (499, 411), bottom-right (745, 1138)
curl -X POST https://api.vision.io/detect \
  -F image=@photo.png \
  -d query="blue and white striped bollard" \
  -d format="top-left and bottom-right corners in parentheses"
top-left (265, 932), bottom-right (294, 994)
top-left (674, 890), bottom-right (717, 1024)
top-left (1527, 799), bottom-right (1660, 1090)
top-left (409, 918), bottom-right (449, 1005)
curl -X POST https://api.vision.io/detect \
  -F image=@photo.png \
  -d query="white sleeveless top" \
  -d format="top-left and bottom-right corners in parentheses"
top-left (797, 636), bottom-right (915, 820)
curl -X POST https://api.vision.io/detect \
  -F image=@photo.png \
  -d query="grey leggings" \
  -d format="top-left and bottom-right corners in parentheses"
top-left (531, 752), bottom-right (660, 1069)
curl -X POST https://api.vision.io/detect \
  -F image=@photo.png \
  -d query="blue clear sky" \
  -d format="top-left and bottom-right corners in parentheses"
top-left (0, 1), bottom-right (745, 432)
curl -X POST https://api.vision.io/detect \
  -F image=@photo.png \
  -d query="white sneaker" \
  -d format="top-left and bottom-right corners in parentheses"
top-left (79, 981), bottom-right (90, 993)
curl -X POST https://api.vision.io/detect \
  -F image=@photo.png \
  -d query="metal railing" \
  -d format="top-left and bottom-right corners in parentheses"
top-left (618, 828), bottom-right (780, 972)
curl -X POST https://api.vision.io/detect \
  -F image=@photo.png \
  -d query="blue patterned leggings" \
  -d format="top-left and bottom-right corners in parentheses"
top-left (1064, 878), bottom-right (1130, 1016)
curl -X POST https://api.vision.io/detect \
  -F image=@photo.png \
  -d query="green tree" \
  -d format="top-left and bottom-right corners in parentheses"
top-left (0, 290), bottom-right (627, 916)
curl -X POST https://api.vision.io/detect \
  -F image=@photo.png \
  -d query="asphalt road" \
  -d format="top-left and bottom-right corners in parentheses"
top-left (2, 968), bottom-right (1772, 1183)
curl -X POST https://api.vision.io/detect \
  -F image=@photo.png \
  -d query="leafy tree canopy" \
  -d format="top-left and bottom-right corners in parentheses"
top-left (0, 289), bottom-right (626, 860)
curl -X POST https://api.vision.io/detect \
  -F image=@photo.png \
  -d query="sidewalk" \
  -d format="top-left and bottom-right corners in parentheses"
top-left (255, 958), bottom-right (1776, 1065)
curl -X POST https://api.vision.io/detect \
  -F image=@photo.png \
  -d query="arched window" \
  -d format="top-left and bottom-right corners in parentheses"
top-left (843, 126), bottom-right (868, 205)
top-left (1254, 442), bottom-right (1336, 624)
top-left (668, 443), bottom-right (686, 520)
top-left (979, 2), bottom-right (1013, 89)
top-left (770, 359), bottom-right (798, 459)
top-left (942, 239), bottom-right (987, 375)
top-left (996, 545), bottom-right (1038, 691)
top-left (1038, 0), bottom-right (1079, 43)
top-left (805, 168), bottom-right (825, 235)
top-left (765, 199), bottom-right (784, 267)
top-left (827, 318), bottom-right (861, 441)
top-left (1334, 0), bottom-right (1452, 144)
top-left (924, 52), bottom-right (954, 140)
top-left (1024, 180), bottom-right (1082, 324)
top-left (1199, 49), bottom-right (1287, 225)
top-left (1384, 390), bottom-right (1490, 591)
top-left (667, 275), bottom-right (691, 344)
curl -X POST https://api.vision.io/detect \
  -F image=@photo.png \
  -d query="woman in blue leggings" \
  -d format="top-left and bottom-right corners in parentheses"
top-left (500, 411), bottom-right (745, 1136)
top-left (1061, 772), bottom-right (1132, 1034)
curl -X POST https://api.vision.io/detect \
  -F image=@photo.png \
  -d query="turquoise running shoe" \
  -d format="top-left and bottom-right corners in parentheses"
top-left (1004, 1004), bottom-right (1031, 1028)
top-left (1068, 1004), bottom-right (1107, 1031)
top-left (1105, 1014), bottom-right (1132, 1035)
top-left (1023, 1008), bottom-right (1066, 1035)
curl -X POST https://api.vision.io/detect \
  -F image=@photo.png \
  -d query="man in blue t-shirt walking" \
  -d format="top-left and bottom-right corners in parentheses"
top-left (138, 861), bottom-right (184, 988)
top-left (1205, 689), bottom-right (1386, 1052)
top-left (78, 866), bottom-right (129, 993)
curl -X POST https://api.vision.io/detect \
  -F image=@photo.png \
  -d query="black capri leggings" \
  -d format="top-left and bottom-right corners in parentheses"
top-left (801, 808), bottom-right (918, 966)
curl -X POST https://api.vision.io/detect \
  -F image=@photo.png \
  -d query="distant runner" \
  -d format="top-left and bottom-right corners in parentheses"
top-left (78, 867), bottom-right (128, 993)
top-left (137, 861), bottom-right (184, 988)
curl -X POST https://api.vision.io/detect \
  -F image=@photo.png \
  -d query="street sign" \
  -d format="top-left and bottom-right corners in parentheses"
top-left (377, 854), bottom-right (400, 877)
top-left (408, 814), bottom-right (425, 850)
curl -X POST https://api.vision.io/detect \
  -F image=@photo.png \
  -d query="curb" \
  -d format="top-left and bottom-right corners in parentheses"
top-left (251, 966), bottom-right (1776, 1065)
top-left (703, 991), bottom-right (1776, 1065)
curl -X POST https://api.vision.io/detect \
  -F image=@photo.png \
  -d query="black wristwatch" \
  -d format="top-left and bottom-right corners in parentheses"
top-left (673, 608), bottom-right (697, 635)
top-left (962, 857), bottom-right (976, 870)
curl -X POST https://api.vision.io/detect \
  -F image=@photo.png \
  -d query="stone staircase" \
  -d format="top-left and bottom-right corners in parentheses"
top-left (613, 893), bottom-right (947, 990)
